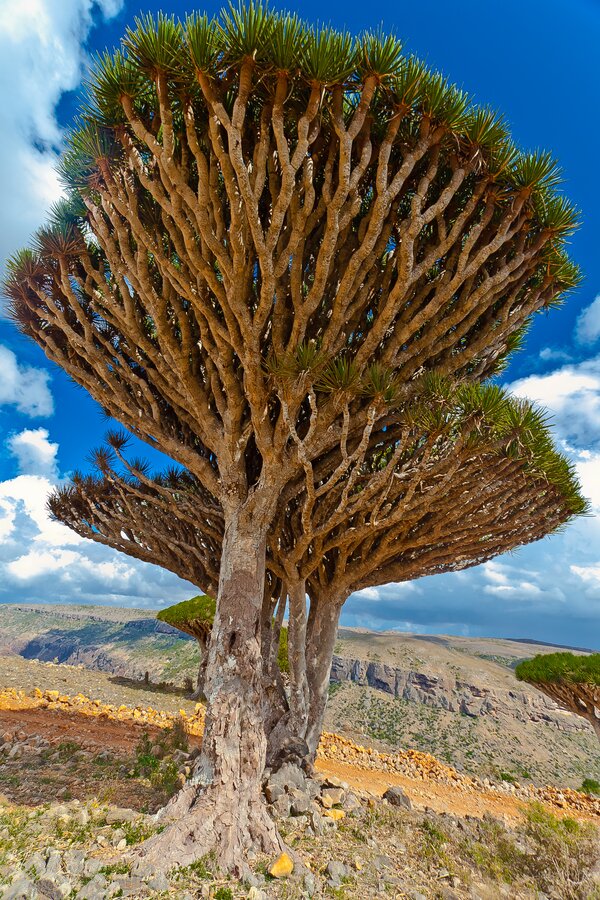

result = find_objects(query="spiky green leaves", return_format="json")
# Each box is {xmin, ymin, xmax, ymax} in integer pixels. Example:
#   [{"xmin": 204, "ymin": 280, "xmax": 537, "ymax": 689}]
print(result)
[
  {"xmin": 124, "ymin": 13, "xmax": 185, "ymax": 78},
  {"xmin": 399, "ymin": 376, "xmax": 587, "ymax": 516},
  {"xmin": 300, "ymin": 26, "xmax": 356, "ymax": 85},
  {"xmin": 516, "ymin": 652, "xmax": 600, "ymax": 687},
  {"xmin": 358, "ymin": 28, "xmax": 404, "ymax": 80}
]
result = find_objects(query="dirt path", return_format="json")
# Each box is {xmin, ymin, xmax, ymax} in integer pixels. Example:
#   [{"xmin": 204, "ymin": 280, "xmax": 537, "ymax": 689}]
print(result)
[{"xmin": 316, "ymin": 757, "xmax": 526, "ymax": 824}]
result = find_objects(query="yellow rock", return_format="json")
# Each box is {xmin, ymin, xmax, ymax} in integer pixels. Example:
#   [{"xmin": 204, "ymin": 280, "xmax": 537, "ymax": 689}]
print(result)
[
  {"xmin": 32, "ymin": 688, "xmax": 43, "ymax": 698},
  {"xmin": 45, "ymin": 691, "xmax": 59, "ymax": 700},
  {"xmin": 269, "ymin": 852, "xmax": 294, "ymax": 878},
  {"xmin": 323, "ymin": 808, "xmax": 345, "ymax": 821}
]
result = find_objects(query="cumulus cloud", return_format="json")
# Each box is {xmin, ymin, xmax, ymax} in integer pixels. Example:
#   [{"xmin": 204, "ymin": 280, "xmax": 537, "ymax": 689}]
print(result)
[
  {"xmin": 0, "ymin": 345, "xmax": 53, "ymax": 417},
  {"xmin": 8, "ymin": 428, "xmax": 59, "ymax": 479},
  {"xmin": 507, "ymin": 355, "xmax": 600, "ymax": 450},
  {"xmin": 575, "ymin": 295, "xmax": 600, "ymax": 346},
  {"xmin": 0, "ymin": 427, "xmax": 196, "ymax": 606},
  {"xmin": 0, "ymin": 0, "xmax": 123, "ymax": 269}
]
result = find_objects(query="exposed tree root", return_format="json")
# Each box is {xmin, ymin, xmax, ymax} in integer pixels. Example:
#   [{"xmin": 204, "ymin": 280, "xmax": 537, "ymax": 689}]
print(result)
[{"xmin": 138, "ymin": 781, "xmax": 283, "ymax": 876}]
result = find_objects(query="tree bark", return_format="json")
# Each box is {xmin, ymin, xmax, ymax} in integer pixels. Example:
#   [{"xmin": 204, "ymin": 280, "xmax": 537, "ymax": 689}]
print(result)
[
  {"xmin": 189, "ymin": 638, "xmax": 209, "ymax": 701},
  {"xmin": 140, "ymin": 512, "xmax": 281, "ymax": 874},
  {"xmin": 265, "ymin": 591, "xmax": 343, "ymax": 771},
  {"xmin": 305, "ymin": 595, "xmax": 344, "ymax": 763}
]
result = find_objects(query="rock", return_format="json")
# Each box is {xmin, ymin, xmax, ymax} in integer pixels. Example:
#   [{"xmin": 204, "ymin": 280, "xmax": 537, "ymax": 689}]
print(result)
[
  {"xmin": 326, "ymin": 860, "xmax": 348, "ymax": 885},
  {"xmin": 269, "ymin": 852, "xmax": 294, "ymax": 878},
  {"xmin": 382, "ymin": 786, "xmax": 412, "ymax": 810},
  {"xmin": 268, "ymin": 762, "xmax": 307, "ymax": 793},
  {"xmin": 82, "ymin": 858, "xmax": 103, "ymax": 877},
  {"xmin": 303, "ymin": 872, "xmax": 317, "ymax": 896},
  {"xmin": 247, "ymin": 888, "xmax": 267, "ymax": 900},
  {"xmin": 321, "ymin": 787, "xmax": 345, "ymax": 808},
  {"xmin": 76, "ymin": 874, "xmax": 108, "ymax": 900},
  {"xmin": 63, "ymin": 850, "xmax": 86, "ymax": 876},
  {"xmin": 271, "ymin": 794, "xmax": 291, "ymax": 818},
  {"xmin": 73, "ymin": 808, "xmax": 89, "ymax": 826},
  {"xmin": 322, "ymin": 808, "xmax": 345, "ymax": 821},
  {"xmin": 36, "ymin": 879, "xmax": 70, "ymax": 900},
  {"xmin": 105, "ymin": 807, "xmax": 138, "ymax": 824},
  {"xmin": 3, "ymin": 879, "xmax": 37, "ymax": 900},
  {"xmin": 373, "ymin": 854, "xmax": 394, "ymax": 872},
  {"xmin": 44, "ymin": 851, "xmax": 63, "ymax": 878},
  {"xmin": 289, "ymin": 790, "xmax": 311, "ymax": 816},
  {"xmin": 264, "ymin": 782, "xmax": 284, "ymax": 804},
  {"xmin": 115, "ymin": 876, "xmax": 147, "ymax": 896},
  {"xmin": 130, "ymin": 859, "xmax": 155, "ymax": 879},
  {"xmin": 24, "ymin": 852, "xmax": 46, "ymax": 877},
  {"xmin": 343, "ymin": 792, "xmax": 362, "ymax": 812},
  {"xmin": 323, "ymin": 775, "xmax": 348, "ymax": 790},
  {"xmin": 148, "ymin": 873, "xmax": 170, "ymax": 892}
]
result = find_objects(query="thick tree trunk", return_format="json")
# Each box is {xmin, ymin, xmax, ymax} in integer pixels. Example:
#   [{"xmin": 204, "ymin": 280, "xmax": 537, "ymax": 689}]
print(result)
[
  {"xmin": 140, "ymin": 513, "xmax": 281, "ymax": 874},
  {"xmin": 305, "ymin": 595, "xmax": 344, "ymax": 763}
]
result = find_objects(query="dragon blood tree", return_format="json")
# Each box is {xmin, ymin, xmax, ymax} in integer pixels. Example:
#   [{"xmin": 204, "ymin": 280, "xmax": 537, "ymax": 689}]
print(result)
[
  {"xmin": 6, "ymin": 3, "xmax": 584, "ymax": 870},
  {"xmin": 516, "ymin": 653, "xmax": 600, "ymax": 743},
  {"xmin": 51, "ymin": 382, "xmax": 586, "ymax": 769},
  {"xmin": 156, "ymin": 596, "xmax": 216, "ymax": 699}
]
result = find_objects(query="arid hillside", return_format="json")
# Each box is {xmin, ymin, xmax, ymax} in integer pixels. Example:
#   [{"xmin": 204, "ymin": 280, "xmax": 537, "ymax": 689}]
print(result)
[{"xmin": 0, "ymin": 603, "xmax": 598, "ymax": 788}]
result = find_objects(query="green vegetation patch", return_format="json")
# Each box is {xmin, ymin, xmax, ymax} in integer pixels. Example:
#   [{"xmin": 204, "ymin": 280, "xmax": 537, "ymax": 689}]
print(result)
[
  {"xmin": 516, "ymin": 652, "xmax": 600, "ymax": 686},
  {"xmin": 157, "ymin": 594, "xmax": 216, "ymax": 628}
]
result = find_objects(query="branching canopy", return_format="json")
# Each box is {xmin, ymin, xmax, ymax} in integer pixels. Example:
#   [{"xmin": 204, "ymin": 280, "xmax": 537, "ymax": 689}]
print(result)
[
  {"xmin": 5, "ymin": 4, "xmax": 582, "ymax": 516},
  {"xmin": 49, "ymin": 382, "xmax": 586, "ymax": 603}
]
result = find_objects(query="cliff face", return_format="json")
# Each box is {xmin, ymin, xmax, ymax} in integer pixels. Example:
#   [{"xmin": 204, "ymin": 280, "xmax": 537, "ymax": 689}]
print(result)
[{"xmin": 330, "ymin": 656, "xmax": 584, "ymax": 732}]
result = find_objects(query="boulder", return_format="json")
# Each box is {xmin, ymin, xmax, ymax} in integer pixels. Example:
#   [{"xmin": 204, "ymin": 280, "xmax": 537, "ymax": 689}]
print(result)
[{"xmin": 382, "ymin": 786, "xmax": 412, "ymax": 810}]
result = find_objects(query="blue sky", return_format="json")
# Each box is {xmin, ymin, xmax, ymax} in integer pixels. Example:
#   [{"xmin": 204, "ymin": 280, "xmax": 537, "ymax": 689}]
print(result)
[{"xmin": 0, "ymin": 0, "xmax": 599, "ymax": 647}]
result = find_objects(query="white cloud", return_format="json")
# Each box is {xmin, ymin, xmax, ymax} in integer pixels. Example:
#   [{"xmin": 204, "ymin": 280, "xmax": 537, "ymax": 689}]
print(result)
[
  {"xmin": 575, "ymin": 295, "xmax": 600, "ymax": 346},
  {"xmin": 8, "ymin": 548, "xmax": 79, "ymax": 580},
  {"xmin": 570, "ymin": 564, "xmax": 600, "ymax": 587},
  {"xmin": 0, "ymin": 0, "xmax": 124, "ymax": 269},
  {"xmin": 0, "ymin": 427, "xmax": 197, "ymax": 606},
  {"xmin": 539, "ymin": 347, "xmax": 572, "ymax": 364},
  {"xmin": 507, "ymin": 355, "xmax": 600, "ymax": 450},
  {"xmin": 0, "ymin": 345, "xmax": 53, "ymax": 417},
  {"xmin": 7, "ymin": 427, "xmax": 59, "ymax": 479}
]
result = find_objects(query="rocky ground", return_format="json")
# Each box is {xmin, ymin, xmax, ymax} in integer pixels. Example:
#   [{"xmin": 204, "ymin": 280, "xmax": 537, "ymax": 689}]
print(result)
[{"xmin": 0, "ymin": 659, "xmax": 599, "ymax": 898}]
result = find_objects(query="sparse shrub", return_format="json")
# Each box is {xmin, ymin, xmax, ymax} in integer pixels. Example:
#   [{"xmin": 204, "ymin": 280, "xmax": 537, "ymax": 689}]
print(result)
[
  {"xmin": 133, "ymin": 731, "xmax": 160, "ymax": 777},
  {"xmin": 522, "ymin": 803, "xmax": 600, "ymax": 899},
  {"xmin": 168, "ymin": 718, "xmax": 189, "ymax": 752},
  {"xmin": 214, "ymin": 889, "xmax": 233, "ymax": 900},
  {"xmin": 150, "ymin": 759, "xmax": 180, "ymax": 797},
  {"xmin": 580, "ymin": 778, "xmax": 600, "ymax": 795},
  {"xmin": 120, "ymin": 820, "xmax": 162, "ymax": 845},
  {"xmin": 499, "ymin": 771, "xmax": 516, "ymax": 783}
]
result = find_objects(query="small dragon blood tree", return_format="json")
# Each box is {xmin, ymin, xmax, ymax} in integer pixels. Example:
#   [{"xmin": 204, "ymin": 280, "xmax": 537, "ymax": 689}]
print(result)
[
  {"xmin": 157, "ymin": 596, "xmax": 217, "ymax": 699},
  {"xmin": 9, "ymin": 1, "xmax": 585, "ymax": 872},
  {"xmin": 516, "ymin": 653, "xmax": 600, "ymax": 742}
]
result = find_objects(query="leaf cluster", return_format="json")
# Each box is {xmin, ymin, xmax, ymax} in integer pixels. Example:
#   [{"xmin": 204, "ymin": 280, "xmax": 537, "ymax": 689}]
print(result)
[{"xmin": 516, "ymin": 652, "xmax": 600, "ymax": 687}]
